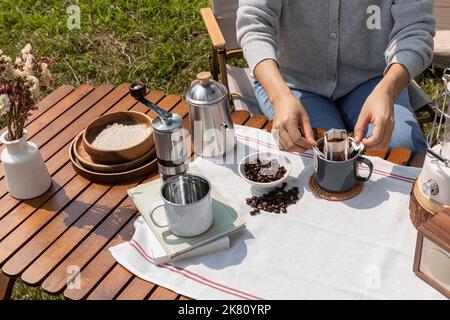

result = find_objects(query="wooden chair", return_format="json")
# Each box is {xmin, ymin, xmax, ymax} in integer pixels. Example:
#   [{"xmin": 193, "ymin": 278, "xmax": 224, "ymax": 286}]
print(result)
[{"xmin": 200, "ymin": 0, "xmax": 446, "ymax": 128}]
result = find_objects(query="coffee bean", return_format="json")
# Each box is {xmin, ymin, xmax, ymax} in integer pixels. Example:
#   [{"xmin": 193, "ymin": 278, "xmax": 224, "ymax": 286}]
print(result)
[
  {"xmin": 244, "ymin": 159, "xmax": 287, "ymax": 183},
  {"xmin": 246, "ymin": 185, "xmax": 300, "ymax": 216}
]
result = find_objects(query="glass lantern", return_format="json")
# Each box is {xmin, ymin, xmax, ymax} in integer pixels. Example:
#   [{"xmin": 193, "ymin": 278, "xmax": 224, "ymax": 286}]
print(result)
[{"xmin": 427, "ymin": 68, "xmax": 450, "ymax": 164}]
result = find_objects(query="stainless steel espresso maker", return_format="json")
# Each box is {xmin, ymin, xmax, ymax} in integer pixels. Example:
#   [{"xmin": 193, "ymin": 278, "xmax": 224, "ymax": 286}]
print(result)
[{"xmin": 129, "ymin": 83, "xmax": 189, "ymax": 179}]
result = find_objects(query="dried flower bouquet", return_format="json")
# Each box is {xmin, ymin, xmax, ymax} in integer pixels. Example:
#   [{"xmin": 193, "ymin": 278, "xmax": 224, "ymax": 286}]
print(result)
[{"xmin": 0, "ymin": 44, "xmax": 54, "ymax": 141}]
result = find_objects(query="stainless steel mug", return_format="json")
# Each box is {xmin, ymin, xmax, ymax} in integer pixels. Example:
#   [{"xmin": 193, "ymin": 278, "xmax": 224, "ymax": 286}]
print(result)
[
  {"xmin": 150, "ymin": 173, "xmax": 213, "ymax": 237},
  {"xmin": 314, "ymin": 137, "xmax": 373, "ymax": 193}
]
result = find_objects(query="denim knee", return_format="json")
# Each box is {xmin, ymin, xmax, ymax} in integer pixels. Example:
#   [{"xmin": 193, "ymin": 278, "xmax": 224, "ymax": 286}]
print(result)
[
  {"xmin": 390, "ymin": 106, "xmax": 427, "ymax": 154},
  {"xmin": 390, "ymin": 122, "xmax": 427, "ymax": 154},
  {"xmin": 364, "ymin": 108, "xmax": 427, "ymax": 154}
]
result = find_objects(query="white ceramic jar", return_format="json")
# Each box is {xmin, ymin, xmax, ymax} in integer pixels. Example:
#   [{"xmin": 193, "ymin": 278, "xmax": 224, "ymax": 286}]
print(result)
[{"xmin": 0, "ymin": 130, "xmax": 52, "ymax": 199}]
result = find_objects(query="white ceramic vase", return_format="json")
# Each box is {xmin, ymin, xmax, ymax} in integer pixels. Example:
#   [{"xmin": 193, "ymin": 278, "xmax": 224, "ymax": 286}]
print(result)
[{"xmin": 0, "ymin": 129, "xmax": 52, "ymax": 199}]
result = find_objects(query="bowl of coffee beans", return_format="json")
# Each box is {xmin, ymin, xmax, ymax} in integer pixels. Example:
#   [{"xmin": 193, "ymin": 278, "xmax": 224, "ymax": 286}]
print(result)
[{"xmin": 238, "ymin": 152, "xmax": 291, "ymax": 190}]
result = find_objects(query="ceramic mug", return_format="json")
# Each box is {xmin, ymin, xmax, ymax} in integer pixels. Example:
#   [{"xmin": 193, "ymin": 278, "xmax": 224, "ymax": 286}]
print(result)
[
  {"xmin": 150, "ymin": 173, "xmax": 213, "ymax": 237},
  {"xmin": 314, "ymin": 138, "xmax": 374, "ymax": 193}
]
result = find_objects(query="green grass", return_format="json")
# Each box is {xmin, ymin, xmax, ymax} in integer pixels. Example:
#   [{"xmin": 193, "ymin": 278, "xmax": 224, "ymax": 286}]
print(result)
[
  {"xmin": 0, "ymin": 0, "xmax": 446, "ymax": 300},
  {"xmin": 0, "ymin": 0, "xmax": 211, "ymax": 93},
  {"xmin": 0, "ymin": 0, "xmax": 210, "ymax": 300}
]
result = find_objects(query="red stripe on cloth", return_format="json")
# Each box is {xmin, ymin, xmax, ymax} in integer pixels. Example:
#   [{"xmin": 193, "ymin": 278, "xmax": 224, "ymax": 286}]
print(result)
[{"xmin": 129, "ymin": 240, "xmax": 264, "ymax": 300}]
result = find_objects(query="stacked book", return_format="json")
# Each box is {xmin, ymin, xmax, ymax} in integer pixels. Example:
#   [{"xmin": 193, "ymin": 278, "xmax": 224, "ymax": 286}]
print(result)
[{"xmin": 128, "ymin": 173, "xmax": 246, "ymax": 265}]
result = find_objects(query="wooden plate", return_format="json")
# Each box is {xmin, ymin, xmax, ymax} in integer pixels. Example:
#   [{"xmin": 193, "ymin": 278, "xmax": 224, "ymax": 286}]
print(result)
[
  {"xmin": 69, "ymin": 135, "xmax": 159, "ymax": 184},
  {"xmin": 73, "ymin": 132, "xmax": 156, "ymax": 173}
]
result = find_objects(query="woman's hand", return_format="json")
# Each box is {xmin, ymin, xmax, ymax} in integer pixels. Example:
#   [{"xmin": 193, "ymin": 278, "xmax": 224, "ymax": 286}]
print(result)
[
  {"xmin": 272, "ymin": 93, "xmax": 316, "ymax": 152},
  {"xmin": 254, "ymin": 59, "xmax": 316, "ymax": 152},
  {"xmin": 354, "ymin": 63, "xmax": 410, "ymax": 149},
  {"xmin": 353, "ymin": 88, "xmax": 395, "ymax": 149}
]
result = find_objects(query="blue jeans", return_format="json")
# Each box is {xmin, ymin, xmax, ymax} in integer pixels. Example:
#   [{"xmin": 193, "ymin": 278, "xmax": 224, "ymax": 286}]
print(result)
[{"xmin": 254, "ymin": 76, "xmax": 427, "ymax": 154}]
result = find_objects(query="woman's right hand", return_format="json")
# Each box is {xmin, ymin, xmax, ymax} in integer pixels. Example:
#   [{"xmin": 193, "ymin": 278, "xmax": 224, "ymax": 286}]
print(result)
[
  {"xmin": 272, "ymin": 93, "xmax": 316, "ymax": 152},
  {"xmin": 253, "ymin": 59, "xmax": 316, "ymax": 152}
]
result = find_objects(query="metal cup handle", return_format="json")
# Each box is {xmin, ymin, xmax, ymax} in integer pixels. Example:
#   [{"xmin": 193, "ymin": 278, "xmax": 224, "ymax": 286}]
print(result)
[
  {"xmin": 149, "ymin": 201, "xmax": 169, "ymax": 228},
  {"xmin": 356, "ymin": 157, "xmax": 374, "ymax": 182}
]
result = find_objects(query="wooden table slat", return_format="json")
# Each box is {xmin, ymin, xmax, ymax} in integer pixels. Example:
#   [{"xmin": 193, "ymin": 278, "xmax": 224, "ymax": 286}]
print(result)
[
  {"xmin": 386, "ymin": 147, "xmax": 412, "ymax": 166},
  {"xmin": 62, "ymin": 216, "xmax": 137, "ymax": 299},
  {"xmin": 26, "ymin": 85, "xmax": 77, "ymax": 125},
  {"xmin": 244, "ymin": 114, "xmax": 268, "ymax": 129},
  {"xmin": 0, "ymin": 271, "xmax": 14, "ymax": 300},
  {"xmin": 364, "ymin": 148, "xmax": 390, "ymax": 159},
  {"xmin": 148, "ymin": 286, "xmax": 178, "ymax": 300},
  {"xmin": 231, "ymin": 110, "xmax": 250, "ymax": 125},
  {"xmin": 87, "ymin": 264, "xmax": 134, "ymax": 300},
  {"xmin": 115, "ymin": 276, "xmax": 156, "ymax": 300},
  {"xmin": 263, "ymin": 120, "xmax": 273, "ymax": 132}
]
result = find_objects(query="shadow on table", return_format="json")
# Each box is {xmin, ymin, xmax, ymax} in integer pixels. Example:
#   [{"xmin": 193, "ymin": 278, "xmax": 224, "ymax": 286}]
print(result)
[
  {"xmin": 176, "ymin": 228, "xmax": 254, "ymax": 270},
  {"xmin": 333, "ymin": 175, "xmax": 413, "ymax": 210},
  {"xmin": 21, "ymin": 180, "xmax": 138, "ymax": 245}
]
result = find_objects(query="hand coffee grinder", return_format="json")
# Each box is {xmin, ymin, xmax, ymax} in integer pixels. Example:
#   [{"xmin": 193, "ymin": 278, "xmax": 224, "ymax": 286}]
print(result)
[
  {"xmin": 129, "ymin": 83, "xmax": 189, "ymax": 180},
  {"xmin": 411, "ymin": 69, "xmax": 450, "ymax": 227}
]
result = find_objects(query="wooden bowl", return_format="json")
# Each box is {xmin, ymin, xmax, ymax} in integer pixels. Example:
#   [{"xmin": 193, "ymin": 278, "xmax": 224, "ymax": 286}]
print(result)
[
  {"xmin": 73, "ymin": 132, "xmax": 156, "ymax": 173},
  {"xmin": 83, "ymin": 111, "xmax": 154, "ymax": 164}
]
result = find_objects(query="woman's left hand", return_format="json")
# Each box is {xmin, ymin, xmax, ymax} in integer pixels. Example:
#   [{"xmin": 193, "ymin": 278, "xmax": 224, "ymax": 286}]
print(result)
[
  {"xmin": 353, "ymin": 63, "xmax": 411, "ymax": 150},
  {"xmin": 353, "ymin": 88, "xmax": 395, "ymax": 150}
]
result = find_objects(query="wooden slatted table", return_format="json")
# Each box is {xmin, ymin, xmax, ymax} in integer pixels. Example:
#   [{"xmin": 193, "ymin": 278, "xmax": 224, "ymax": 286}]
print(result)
[{"xmin": 0, "ymin": 84, "xmax": 423, "ymax": 300}]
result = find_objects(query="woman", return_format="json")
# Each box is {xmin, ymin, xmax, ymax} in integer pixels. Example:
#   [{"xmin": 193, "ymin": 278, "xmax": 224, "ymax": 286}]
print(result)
[{"xmin": 236, "ymin": 0, "xmax": 435, "ymax": 153}]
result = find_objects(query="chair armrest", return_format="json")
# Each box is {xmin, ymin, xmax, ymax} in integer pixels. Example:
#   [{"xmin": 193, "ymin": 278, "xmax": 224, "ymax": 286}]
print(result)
[{"xmin": 200, "ymin": 7, "xmax": 226, "ymax": 49}]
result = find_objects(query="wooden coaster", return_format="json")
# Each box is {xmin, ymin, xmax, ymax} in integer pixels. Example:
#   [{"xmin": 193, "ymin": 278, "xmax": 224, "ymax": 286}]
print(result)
[{"xmin": 309, "ymin": 175, "xmax": 363, "ymax": 201}]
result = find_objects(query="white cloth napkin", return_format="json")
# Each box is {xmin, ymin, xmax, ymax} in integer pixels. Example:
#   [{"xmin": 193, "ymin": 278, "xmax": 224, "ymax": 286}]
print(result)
[{"xmin": 110, "ymin": 125, "xmax": 445, "ymax": 300}]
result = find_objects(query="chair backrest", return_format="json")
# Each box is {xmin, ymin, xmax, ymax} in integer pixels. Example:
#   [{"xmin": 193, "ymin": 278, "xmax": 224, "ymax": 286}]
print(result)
[
  {"xmin": 212, "ymin": 0, "xmax": 240, "ymax": 50},
  {"xmin": 435, "ymin": 0, "xmax": 450, "ymax": 30}
]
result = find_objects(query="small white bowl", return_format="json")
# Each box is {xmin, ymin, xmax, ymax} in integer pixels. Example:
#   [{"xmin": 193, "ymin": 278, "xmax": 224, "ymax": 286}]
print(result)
[{"xmin": 238, "ymin": 152, "xmax": 292, "ymax": 190}]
